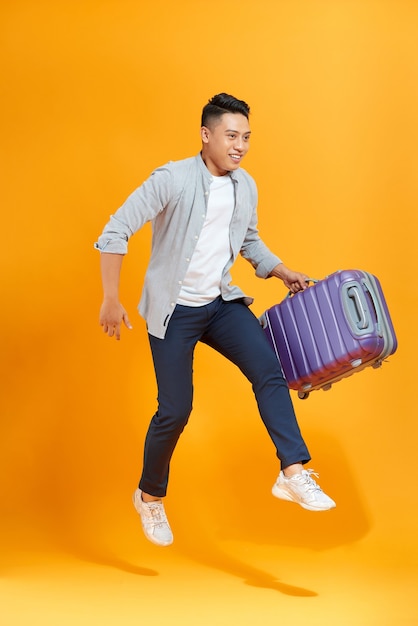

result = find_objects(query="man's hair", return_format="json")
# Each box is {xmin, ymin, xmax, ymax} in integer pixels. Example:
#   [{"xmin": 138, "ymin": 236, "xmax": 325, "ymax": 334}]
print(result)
[{"xmin": 201, "ymin": 93, "xmax": 250, "ymax": 127}]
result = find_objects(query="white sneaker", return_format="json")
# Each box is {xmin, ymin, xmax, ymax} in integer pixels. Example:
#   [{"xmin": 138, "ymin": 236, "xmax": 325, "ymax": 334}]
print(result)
[
  {"xmin": 132, "ymin": 489, "xmax": 173, "ymax": 546},
  {"xmin": 272, "ymin": 469, "xmax": 336, "ymax": 511}
]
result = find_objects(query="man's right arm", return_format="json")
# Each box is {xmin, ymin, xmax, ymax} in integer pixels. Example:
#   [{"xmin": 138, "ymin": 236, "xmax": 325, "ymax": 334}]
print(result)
[{"xmin": 99, "ymin": 253, "xmax": 132, "ymax": 340}]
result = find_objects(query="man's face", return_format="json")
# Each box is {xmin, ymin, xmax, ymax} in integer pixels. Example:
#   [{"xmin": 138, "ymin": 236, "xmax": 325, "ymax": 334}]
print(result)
[{"xmin": 201, "ymin": 113, "xmax": 251, "ymax": 176}]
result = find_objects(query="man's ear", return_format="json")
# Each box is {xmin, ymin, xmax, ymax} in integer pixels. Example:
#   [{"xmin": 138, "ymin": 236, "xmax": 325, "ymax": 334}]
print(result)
[{"xmin": 201, "ymin": 126, "xmax": 210, "ymax": 143}]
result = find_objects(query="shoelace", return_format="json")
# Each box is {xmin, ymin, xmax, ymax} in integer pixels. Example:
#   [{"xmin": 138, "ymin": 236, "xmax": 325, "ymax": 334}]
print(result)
[
  {"xmin": 146, "ymin": 501, "xmax": 168, "ymax": 526},
  {"xmin": 293, "ymin": 469, "xmax": 321, "ymax": 493}
]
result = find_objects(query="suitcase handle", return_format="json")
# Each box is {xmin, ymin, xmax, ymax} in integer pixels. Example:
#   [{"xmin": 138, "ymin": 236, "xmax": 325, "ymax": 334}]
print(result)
[
  {"xmin": 285, "ymin": 278, "xmax": 318, "ymax": 299},
  {"xmin": 347, "ymin": 286, "xmax": 369, "ymax": 330}
]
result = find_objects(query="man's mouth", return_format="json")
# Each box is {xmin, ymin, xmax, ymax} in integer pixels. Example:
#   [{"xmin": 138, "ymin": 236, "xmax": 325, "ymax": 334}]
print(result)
[{"xmin": 230, "ymin": 154, "xmax": 241, "ymax": 161}]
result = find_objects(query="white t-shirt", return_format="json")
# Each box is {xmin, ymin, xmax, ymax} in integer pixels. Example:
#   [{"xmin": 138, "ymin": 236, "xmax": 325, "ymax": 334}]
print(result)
[{"xmin": 177, "ymin": 174, "xmax": 235, "ymax": 306}]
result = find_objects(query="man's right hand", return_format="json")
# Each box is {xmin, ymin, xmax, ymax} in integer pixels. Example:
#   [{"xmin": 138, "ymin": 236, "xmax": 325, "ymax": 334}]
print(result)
[{"xmin": 99, "ymin": 299, "xmax": 133, "ymax": 340}]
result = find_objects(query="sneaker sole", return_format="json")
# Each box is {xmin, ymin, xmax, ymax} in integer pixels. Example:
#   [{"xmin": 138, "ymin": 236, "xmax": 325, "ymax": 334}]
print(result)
[{"xmin": 272, "ymin": 485, "xmax": 336, "ymax": 512}]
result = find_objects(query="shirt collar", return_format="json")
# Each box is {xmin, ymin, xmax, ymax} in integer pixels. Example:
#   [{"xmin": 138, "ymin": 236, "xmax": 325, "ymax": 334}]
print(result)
[{"xmin": 197, "ymin": 152, "xmax": 239, "ymax": 184}]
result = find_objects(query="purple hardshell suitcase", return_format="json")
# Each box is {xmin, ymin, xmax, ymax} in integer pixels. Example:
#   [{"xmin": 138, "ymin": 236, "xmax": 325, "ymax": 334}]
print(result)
[{"xmin": 259, "ymin": 269, "xmax": 397, "ymax": 399}]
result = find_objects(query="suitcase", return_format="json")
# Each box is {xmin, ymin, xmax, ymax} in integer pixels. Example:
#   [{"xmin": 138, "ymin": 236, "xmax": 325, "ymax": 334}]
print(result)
[{"xmin": 259, "ymin": 269, "xmax": 397, "ymax": 399}]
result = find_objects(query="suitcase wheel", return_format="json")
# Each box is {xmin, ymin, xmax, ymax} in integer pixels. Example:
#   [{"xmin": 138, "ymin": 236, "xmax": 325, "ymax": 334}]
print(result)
[{"xmin": 298, "ymin": 391, "xmax": 310, "ymax": 400}]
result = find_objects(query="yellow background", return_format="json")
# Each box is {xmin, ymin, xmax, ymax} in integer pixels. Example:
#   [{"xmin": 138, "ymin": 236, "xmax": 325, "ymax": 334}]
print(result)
[{"xmin": 1, "ymin": 1, "xmax": 417, "ymax": 624}]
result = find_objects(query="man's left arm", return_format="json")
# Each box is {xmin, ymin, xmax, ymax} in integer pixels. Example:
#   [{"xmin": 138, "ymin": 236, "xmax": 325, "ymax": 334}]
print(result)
[
  {"xmin": 239, "ymin": 205, "xmax": 309, "ymax": 293},
  {"xmin": 269, "ymin": 263, "xmax": 309, "ymax": 294},
  {"xmin": 238, "ymin": 175, "xmax": 309, "ymax": 293}
]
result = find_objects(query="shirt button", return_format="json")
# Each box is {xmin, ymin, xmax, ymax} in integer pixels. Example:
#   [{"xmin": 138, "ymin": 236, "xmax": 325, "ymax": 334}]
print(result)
[
  {"xmin": 186, "ymin": 258, "xmax": 190, "ymax": 262},
  {"xmin": 194, "ymin": 235, "xmax": 198, "ymax": 239},
  {"xmin": 178, "ymin": 280, "xmax": 182, "ymax": 285},
  {"xmin": 170, "ymin": 302, "xmax": 175, "ymax": 307}
]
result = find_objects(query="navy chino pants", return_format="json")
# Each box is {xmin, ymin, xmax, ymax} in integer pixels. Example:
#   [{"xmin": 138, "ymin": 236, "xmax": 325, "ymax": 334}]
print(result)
[{"xmin": 139, "ymin": 297, "xmax": 311, "ymax": 497}]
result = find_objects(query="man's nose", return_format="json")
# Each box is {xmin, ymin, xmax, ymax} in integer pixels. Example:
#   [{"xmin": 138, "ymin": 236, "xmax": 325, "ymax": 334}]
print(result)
[{"xmin": 234, "ymin": 137, "xmax": 244, "ymax": 151}]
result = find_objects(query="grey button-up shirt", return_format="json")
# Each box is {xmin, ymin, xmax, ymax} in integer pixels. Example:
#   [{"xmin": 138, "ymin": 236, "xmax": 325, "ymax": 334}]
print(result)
[{"xmin": 95, "ymin": 154, "xmax": 281, "ymax": 338}]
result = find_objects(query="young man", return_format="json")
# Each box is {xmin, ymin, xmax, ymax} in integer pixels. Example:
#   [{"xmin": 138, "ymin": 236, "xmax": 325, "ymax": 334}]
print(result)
[{"xmin": 95, "ymin": 93, "xmax": 335, "ymax": 547}]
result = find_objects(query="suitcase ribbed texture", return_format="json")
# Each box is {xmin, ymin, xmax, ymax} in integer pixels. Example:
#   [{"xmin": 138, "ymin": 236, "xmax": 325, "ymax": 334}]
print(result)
[{"xmin": 260, "ymin": 270, "xmax": 397, "ymax": 398}]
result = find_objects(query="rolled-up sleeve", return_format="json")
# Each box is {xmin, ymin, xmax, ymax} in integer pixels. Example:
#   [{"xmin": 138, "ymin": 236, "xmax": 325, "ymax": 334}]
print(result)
[
  {"xmin": 94, "ymin": 214, "xmax": 131, "ymax": 254},
  {"xmin": 94, "ymin": 166, "xmax": 173, "ymax": 254}
]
